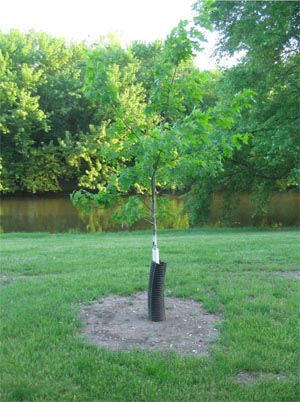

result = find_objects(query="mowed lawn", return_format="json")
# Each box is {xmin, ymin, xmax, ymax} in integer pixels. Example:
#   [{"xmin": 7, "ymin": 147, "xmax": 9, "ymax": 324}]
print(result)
[{"xmin": 0, "ymin": 228, "xmax": 299, "ymax": 401}]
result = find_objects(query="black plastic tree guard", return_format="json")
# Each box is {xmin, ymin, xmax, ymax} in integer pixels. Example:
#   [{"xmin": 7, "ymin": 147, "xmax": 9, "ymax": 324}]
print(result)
[{"xmin": 147, "ymin": 260, "xmax": 167, "ymax": 321}]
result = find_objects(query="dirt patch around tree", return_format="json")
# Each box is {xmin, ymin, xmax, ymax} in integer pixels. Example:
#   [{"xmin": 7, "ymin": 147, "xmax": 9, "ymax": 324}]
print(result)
[{"xmin": 79, "ymin": 292, "xmax": 221, "ymax": 356}]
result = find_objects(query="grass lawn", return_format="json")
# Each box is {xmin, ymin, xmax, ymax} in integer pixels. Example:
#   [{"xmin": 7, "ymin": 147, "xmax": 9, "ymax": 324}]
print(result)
[{"xmin": 0, "ymin": 228, "xmax": 299, "ymax": 401}]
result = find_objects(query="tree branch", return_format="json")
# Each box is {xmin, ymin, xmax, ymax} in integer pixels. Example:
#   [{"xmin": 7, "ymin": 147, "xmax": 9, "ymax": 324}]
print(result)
[{"xmin": 229, "ymin": 158, "xmax": 290, "ymax": 181}]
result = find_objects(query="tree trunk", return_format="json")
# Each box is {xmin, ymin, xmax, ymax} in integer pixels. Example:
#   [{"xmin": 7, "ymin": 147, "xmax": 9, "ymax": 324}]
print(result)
[
  {"xmin": 147, "ymin": 170, "xmax": 167, "ymax": 321},
  {"xmin": 151, "ymin": 170, "xmax": 159, "ymax": 263}
]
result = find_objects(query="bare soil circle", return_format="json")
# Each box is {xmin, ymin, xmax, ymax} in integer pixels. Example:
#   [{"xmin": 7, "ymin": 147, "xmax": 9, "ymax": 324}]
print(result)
[{"xmin": 79, "ymin": 292, "xmax": 221, "ymax": 356}]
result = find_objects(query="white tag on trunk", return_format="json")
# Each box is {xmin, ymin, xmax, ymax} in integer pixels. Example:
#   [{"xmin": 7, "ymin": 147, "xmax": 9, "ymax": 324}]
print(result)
[{"xmin": 152, "ymin": 247, "xmax": 160, "ymax": 264}]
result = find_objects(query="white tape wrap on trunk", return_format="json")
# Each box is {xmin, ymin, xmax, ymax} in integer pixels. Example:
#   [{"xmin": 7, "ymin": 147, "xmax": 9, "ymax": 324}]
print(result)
[{"xmin": 152, "ymin": 247, "xmax": 160, "ymax": 264}]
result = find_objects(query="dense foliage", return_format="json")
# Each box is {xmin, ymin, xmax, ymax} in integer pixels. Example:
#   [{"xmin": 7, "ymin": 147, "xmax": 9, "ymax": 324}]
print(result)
[
  {"xmin": 1, "ymin": 0, "xmax": 299, "ymax": 225},
  {"xmin": 71, "ymin": 20, "xmax": 254, "ymax": 238},
  {"xmin": 0, "ymin": 31, "xmax": 97, "ymax": 192},
  {"xmin": 189, "ymin": 0, "xmax": 300, "ymax": 223}
]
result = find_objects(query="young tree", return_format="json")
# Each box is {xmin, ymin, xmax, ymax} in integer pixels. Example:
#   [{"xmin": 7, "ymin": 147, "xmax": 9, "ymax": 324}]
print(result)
[{"xmin": 72, "ymin": 21, "xmax": 254, "ymax": 320}]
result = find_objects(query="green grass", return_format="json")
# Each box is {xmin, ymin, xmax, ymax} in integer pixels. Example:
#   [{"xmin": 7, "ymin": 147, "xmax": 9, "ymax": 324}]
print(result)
[{"xmin": 0, "ymin": 228, "xmax": 299, "ymax": 401}]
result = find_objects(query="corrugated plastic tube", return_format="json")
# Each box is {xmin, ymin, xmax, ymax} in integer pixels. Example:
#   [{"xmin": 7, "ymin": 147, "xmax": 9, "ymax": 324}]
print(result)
[{"xmin": 148, "ymin": 260, "xmax": 167, "ymax": 322}]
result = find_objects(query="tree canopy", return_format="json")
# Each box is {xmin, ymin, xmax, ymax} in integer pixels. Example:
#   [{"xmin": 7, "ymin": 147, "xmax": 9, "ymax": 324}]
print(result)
[
  {"xmin": 188, "ymin": 0, "xmax": 300, "ymax": 223},
  {"xmin": 71, "ymin": 20, "xmax": 254, "ymax": 232},
  {"xmin": 0, "ymin": 30, "xmax": 97, "ymax": 192}
]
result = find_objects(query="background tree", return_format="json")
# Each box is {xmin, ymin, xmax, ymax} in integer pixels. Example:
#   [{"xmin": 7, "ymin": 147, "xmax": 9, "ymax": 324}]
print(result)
[
  {"xmin": 0, "ymin": 31, "xmax": 51, "ymax": 192},
  {"xmin": 0, "ymin": 30, "xmax": 100, "ymax": 193},
  {"xmin": 190, "ymin": 0, "xmax": 300, "ymax": 223}
]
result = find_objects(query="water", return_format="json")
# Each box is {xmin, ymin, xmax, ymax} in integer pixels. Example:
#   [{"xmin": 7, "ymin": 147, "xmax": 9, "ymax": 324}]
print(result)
[
  {"xmin": 0, "ymin": 194, "xmax": 189, "ymax": 233},
  {"xmin": 0, "ymin": 192, "xmax": 298, "ymax": 233},
  {"xmin": 211, "ymin": 193, "xmax": 299, "ymax": 227}
]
